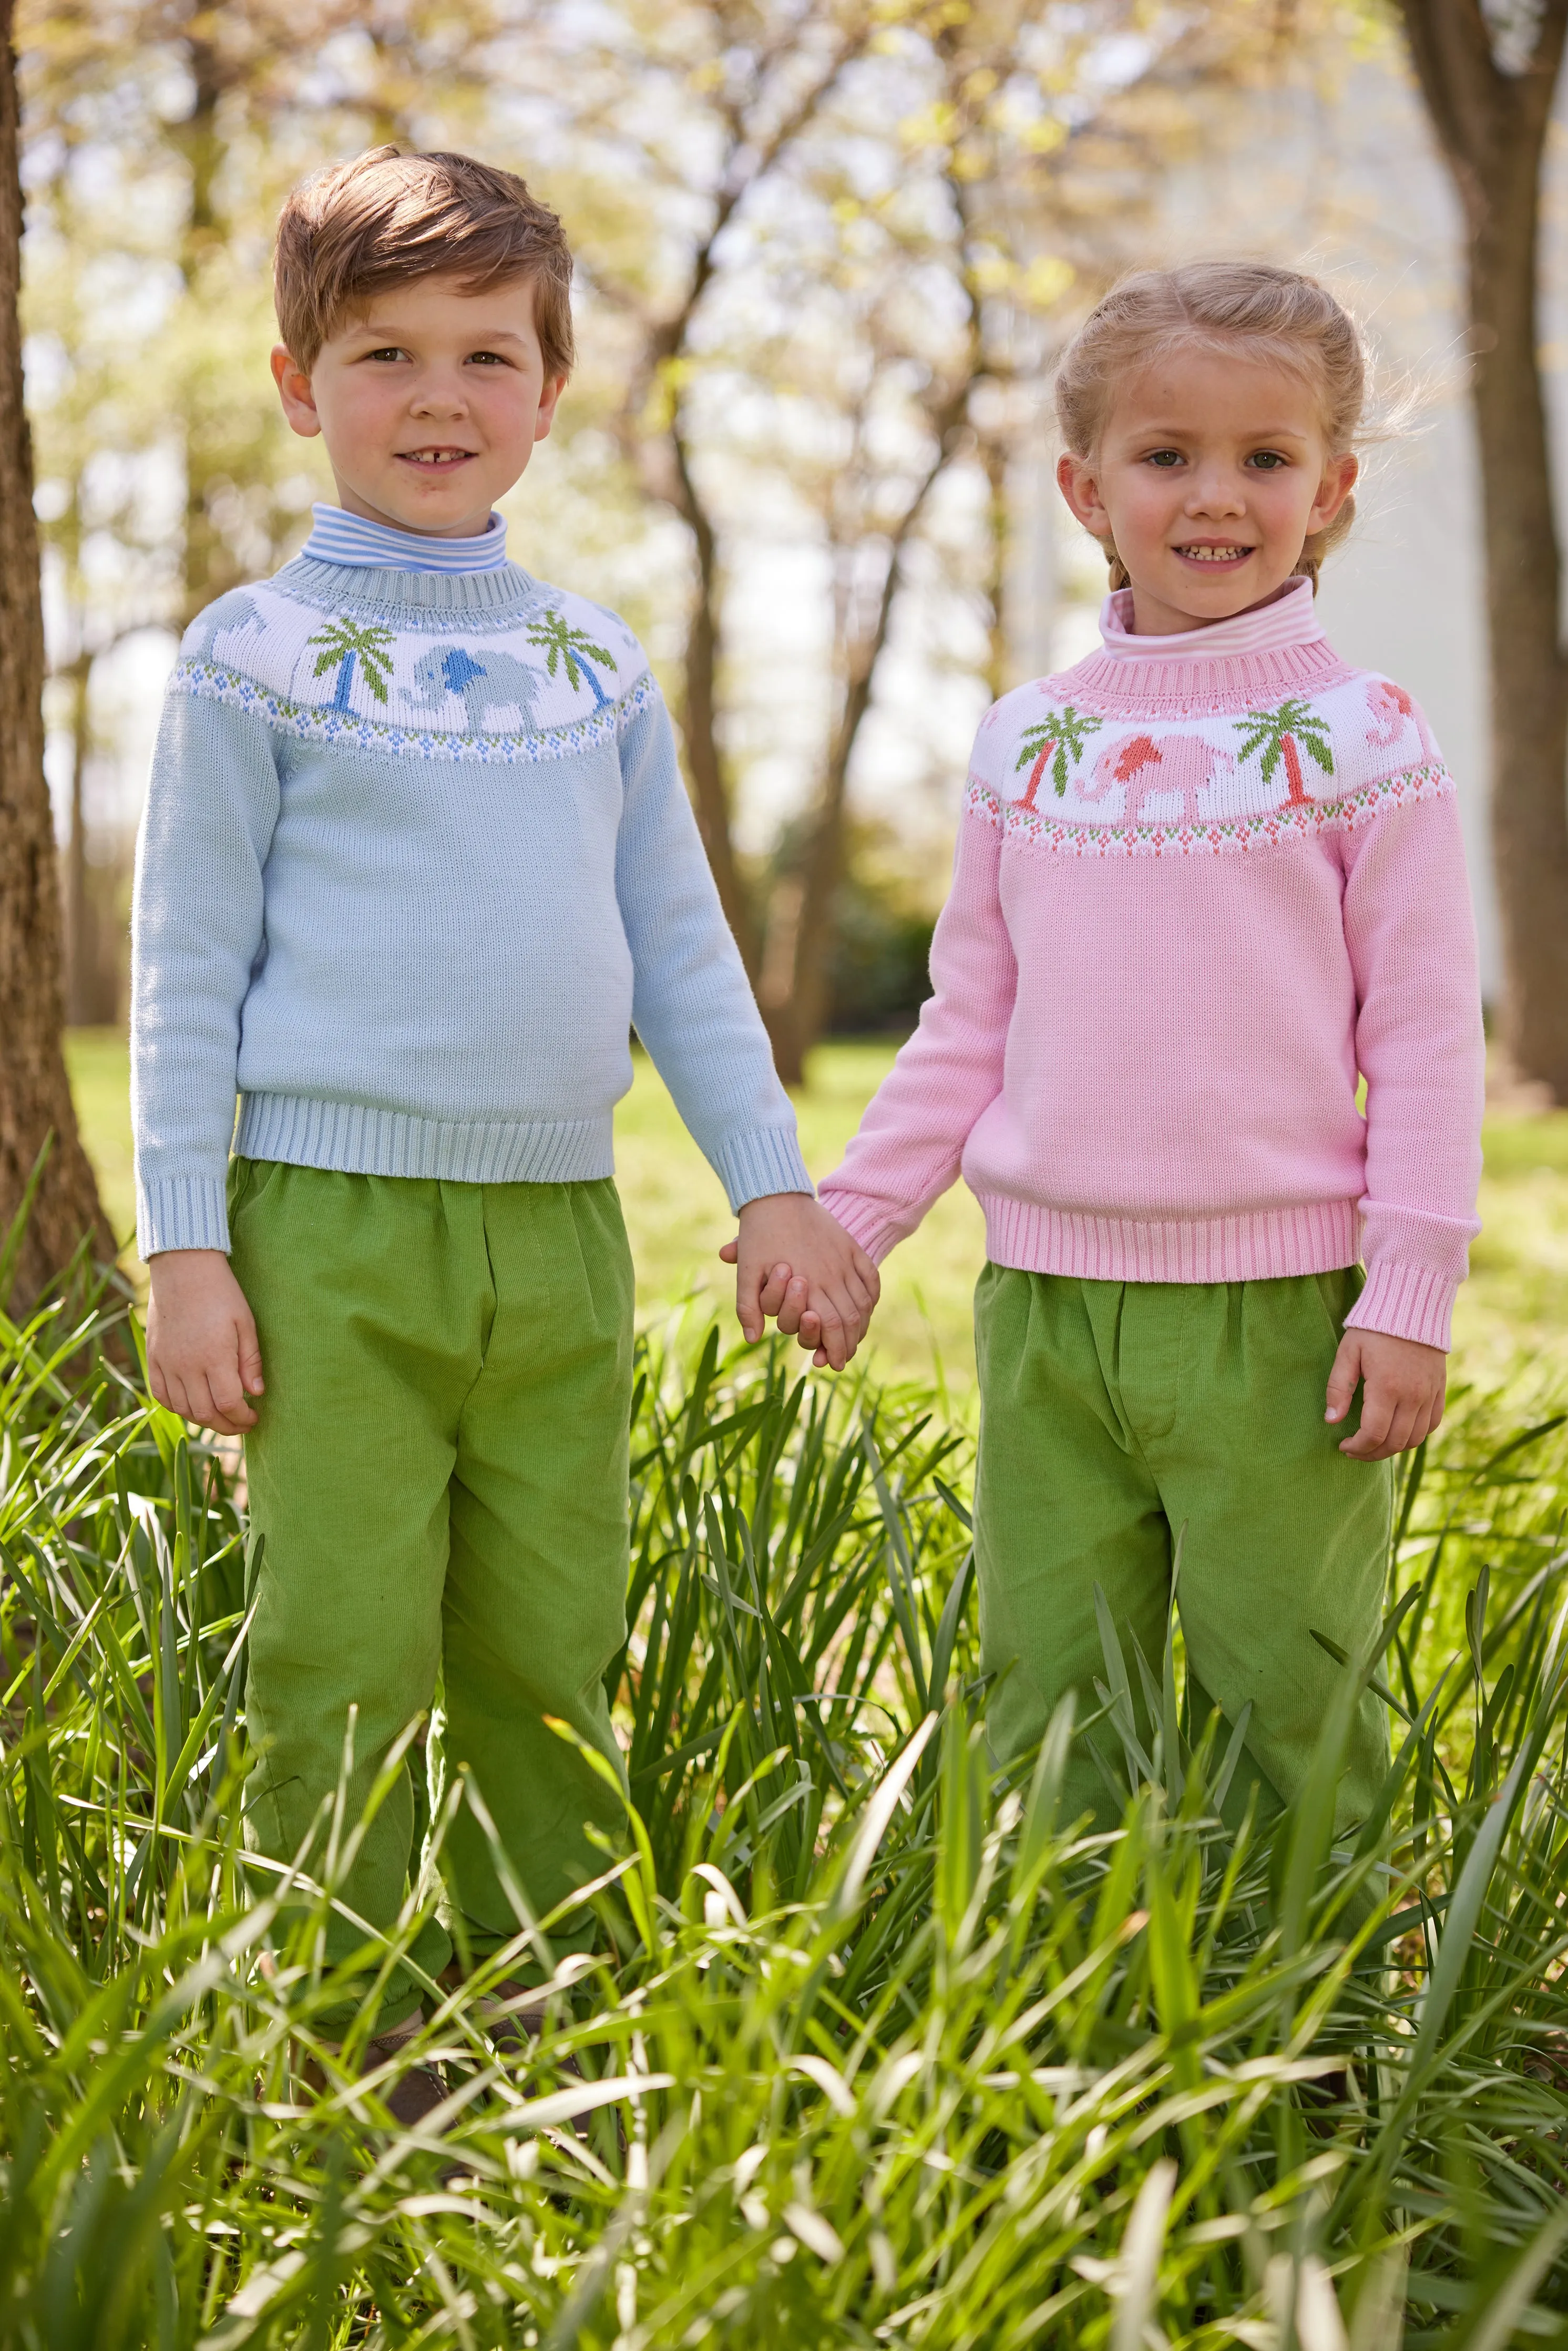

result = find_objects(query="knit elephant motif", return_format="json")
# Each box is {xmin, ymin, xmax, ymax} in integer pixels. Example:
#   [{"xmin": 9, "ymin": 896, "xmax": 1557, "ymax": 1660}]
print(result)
[
  {"xmin": 1081, "ymin": 731, "xmax": 1235, "ymax": 830},
  {"xmin": 187, "ymin": 590, "xmax": 262, "ymax": 661},
  {"xmin": 401, "ymin": 643, "xmax": 544, "ymax": 733},
  {"xmin": 1365, "ymin": 677, "xmax": 1438, "ymax": 761}
]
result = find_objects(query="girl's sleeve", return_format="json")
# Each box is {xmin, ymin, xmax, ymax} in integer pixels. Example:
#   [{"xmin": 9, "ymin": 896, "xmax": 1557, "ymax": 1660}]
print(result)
[
  {"xmin": 614, "ymin": 686, "xmax": 813, "ymax": 1209},
  {"xmin": 131, "ymin": 687, "xmax": 282, "ymax": 1258},
  {"xmin": 1340, "ymin": 779, "xmax": 1484, "ymax": 1351},
  {"xmin": 819, "ymin": 797, "xmax": 1016, "ymax": 1260}
]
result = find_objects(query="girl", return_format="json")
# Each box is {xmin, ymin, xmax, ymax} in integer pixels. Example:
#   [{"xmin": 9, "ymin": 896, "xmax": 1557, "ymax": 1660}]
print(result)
[{"xmin": 815, "ymin": 262, "xmax": 1484, "ymax": 1832}]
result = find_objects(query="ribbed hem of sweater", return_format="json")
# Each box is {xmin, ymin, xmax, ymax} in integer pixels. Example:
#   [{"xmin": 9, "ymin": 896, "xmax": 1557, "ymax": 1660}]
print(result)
[
  {"xmin": 822, "ymin": 1184, "xmax": 1361, "ymax": 1284},
  {"xmin": 139, "ymin": 1095, "xmax": 814, "ymax": 1257},
  {"xmin": 1344, "ymin": 1260, "xmax": 1458, "ymax": 1351},
  {"xmin": 821, "ymin": 1183, "xmax": 1463, "ymax": 1349},
  {"xmin": 236, "ymin": 1092, "xmax": 811, "ymax": 1212},
  {"xmin": 980, "ymin": 1194, "xmax": 1362, "ymax": 1285}
]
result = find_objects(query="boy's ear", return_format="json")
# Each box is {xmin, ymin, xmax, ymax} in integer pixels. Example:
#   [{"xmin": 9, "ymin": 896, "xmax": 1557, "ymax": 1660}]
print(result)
[
  {"xmin": 534, "ymin": 371, "xmax": 568, "ymax": 444},
  {"xmin": 272, "ymin": 345, "xmax": 321, "ymax": 439}
]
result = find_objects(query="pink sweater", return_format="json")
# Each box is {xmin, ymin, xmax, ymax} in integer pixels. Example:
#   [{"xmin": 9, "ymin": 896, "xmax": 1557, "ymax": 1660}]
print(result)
[{"xmin": 820, "ymin": 580, "xmax": 1484, "ymax": 1351}]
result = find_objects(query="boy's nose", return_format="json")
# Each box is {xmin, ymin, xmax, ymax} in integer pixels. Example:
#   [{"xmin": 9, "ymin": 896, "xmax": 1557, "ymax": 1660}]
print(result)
[{"xmin": 408, "ymin": 376, "xmax": 469, "ymax": 416}]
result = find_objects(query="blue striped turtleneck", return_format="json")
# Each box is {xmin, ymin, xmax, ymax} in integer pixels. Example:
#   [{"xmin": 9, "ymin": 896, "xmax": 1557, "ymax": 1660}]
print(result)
[{"xmin": 299, "ymin": 501, "xmax": 511, "ymax": 575}]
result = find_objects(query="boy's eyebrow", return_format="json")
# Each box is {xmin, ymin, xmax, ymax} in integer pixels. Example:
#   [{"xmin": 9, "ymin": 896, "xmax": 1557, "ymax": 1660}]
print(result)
[{"xmin": 342, "ymin": 320, "xmax": 532, "ymax": 346}]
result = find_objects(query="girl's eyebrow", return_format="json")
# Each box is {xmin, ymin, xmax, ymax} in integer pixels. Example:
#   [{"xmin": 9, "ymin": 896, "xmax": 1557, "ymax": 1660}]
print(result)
[{"xmin": 1128, "ymin": 422, "xmax": 1313, "ymax": 443}]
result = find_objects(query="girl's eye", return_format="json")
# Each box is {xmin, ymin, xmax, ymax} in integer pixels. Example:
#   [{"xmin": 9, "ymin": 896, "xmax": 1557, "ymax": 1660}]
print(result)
[
  {"xmin": 1146, "ymin": 449, "xmax": 1183, "ymax": 468},
  {"xmin": 1248, "ymin": 451, "xmax": 1287, "ymax": 469}
]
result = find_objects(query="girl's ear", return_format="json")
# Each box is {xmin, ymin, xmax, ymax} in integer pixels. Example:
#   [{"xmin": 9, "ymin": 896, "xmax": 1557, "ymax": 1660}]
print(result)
[
  {"xmin": 1308, "ymin": 449, "xmax": 1358, "ymax": 536},
  {"xmin": 1057, "ymin": 449, "xmax": 1110, "ymax": 538}
]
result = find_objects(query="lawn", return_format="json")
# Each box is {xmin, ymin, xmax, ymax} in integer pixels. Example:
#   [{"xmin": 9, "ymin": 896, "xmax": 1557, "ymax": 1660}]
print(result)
[
  {"xmin": 9, "ymin": 1027, "xmax": 1566, "ymax": 2342},
  {"xmin": 67, "ymin": 1024, "xmax": 1568, "ymax": 1403}
]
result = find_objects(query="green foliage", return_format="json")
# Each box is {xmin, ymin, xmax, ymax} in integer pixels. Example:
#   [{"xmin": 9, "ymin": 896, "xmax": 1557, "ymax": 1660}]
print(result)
[{"xmin": 3, "ymin": 1266, "xmax": 1568, "ymax": 2345}]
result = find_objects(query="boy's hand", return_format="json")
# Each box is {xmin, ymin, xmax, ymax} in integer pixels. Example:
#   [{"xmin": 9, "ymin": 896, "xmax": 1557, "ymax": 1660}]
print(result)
[
  {"xmin": 718, "ymin": 1195, "xmax": 879, "ymax": 1372},
  {"xmin": 1325, "ymin": 1328, "xmax": 1445, "ymax": 1460},
  {"xmin": 146, "ymin": 1250, "xmax": 265, "ymax": 1435}
]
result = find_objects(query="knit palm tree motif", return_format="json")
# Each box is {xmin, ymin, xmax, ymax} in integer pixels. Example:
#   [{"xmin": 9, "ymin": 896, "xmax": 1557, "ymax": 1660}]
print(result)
[
  {"xmin": 307, "ymin": 618, "xmax": 396, "ymax": 714},
  {"xmin": 526, "ymin": 608, "xmax": 616, "ymax": 709},
  {"xmin": 1014, "ymin": 706, "xmax": 1103, "ymax": 810},
  {"xmin": 1234, "ymin": 697, "xmax": 1334, "ymax": 806}
]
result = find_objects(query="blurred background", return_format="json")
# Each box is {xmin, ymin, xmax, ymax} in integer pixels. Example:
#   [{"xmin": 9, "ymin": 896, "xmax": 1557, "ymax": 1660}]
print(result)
[{"xmin": 21, "ymin": 0, "xmax": 1568, "ymax": 1395}]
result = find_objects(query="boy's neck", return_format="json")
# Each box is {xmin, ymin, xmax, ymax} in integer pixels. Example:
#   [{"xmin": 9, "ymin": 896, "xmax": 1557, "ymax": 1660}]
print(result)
[
  {"xmin": 301, "ymin": 502, "xmax": 511, "ymax": 577},
  {"xmin": 329, "ymin": 478, "xmax": 498, "ymax": 541}
]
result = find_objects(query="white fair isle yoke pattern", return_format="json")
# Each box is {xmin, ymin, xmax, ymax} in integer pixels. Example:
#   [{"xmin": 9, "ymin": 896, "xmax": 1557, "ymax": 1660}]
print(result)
[
  {"xmin": 820, "ymin": 580, "xmax": 1485, "ymax": 1352},
  {"xmin": 132, "ymin": 555, "xmax": 812, "ymax": 1256}
]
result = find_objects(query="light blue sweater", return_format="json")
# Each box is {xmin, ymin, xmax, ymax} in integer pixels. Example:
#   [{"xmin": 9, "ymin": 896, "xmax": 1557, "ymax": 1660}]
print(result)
[{"xmin": 130, "ymin": 518, "xmax": 812, "ymax": 1258}]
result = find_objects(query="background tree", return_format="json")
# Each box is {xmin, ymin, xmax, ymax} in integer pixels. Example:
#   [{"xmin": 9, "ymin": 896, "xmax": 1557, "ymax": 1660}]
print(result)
[
  {"xmin": 0, "ymin": 0, "xmax": 111, "ymax": 1295},
  {"xmin": 1394, "ymin": 0, "xmax": 1568, "ymax": 1098}
]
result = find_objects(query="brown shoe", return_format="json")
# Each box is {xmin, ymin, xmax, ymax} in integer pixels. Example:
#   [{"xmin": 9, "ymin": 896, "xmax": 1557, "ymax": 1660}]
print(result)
[
  {"xmin": 364, "ymin": 2031, "xmax": 450, "ymax": 2131},
  {"xmin": 482, "ymin": 1984, "xmax": 601, "ymax": 2143}
]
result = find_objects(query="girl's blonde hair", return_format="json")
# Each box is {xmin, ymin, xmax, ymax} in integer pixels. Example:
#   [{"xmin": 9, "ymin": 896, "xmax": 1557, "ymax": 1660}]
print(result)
[{"xmin": 1053, "ymin": 261, "xmax": 1368, "ymax": 593}]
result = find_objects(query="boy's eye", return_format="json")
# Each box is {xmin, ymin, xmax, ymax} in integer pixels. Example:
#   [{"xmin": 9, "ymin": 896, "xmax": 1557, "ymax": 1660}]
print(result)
[
  {"xmin": 365, "ymin": 347, "xmax": 406, "ymax": 363},
  {"xmin": 467, "ymin": 351, "xmax": 509, "ymax": 366}
]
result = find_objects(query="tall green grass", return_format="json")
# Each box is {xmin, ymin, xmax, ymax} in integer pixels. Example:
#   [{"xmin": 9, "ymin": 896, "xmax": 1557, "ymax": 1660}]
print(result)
[{"xmin": 2, "ymin": 1244, "xmax": 1567, "ymax": 2347}]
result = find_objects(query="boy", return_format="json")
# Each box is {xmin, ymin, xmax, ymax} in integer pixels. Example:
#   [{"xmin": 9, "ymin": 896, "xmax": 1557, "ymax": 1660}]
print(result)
[{"xmin": 132, "ymin": 147, "xmax": 877, "ymax": 2107}]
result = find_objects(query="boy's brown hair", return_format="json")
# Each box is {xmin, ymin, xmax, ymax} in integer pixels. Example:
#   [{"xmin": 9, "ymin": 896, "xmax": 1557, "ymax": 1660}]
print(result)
[{"xmin": 274, "ymin": 146, "xmax": 574, "ymax": 378}]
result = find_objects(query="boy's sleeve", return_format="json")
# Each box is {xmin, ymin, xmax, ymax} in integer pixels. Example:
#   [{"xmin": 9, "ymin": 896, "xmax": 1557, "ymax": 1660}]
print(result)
[
  {"xmin": 131, "ymin": 688, "xmax": 282, "ymax": 1258},
  {"xmin": 614, "ymin": 687, "xmax": 813, "ymax": 1210},
  {"xmin": 818, "ymin": 793, "xmax": 1016, "ymax": 1262},
  {"xmin": 1340, "ymin": 776, "xmax": 1485, "ymax": 1352}
]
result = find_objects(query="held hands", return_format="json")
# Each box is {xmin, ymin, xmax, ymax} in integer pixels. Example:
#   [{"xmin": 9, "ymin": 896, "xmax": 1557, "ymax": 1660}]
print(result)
[
  {"xmin": 146, "ymin": 1250, "xmax": 265, "ymax": 1435},
  {"xmin": 1325, "ymin": 1328, "xmax": 1445, "ymax": 1460},
  {"xmin": 719, "ymin": 1193, "xmax": 879, "ymax": 1371}
]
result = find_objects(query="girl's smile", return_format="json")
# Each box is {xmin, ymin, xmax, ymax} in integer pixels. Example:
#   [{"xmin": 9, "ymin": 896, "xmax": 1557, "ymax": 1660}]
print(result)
[{"xmin": 1056, "ymin": 346, "xmax": 1358, "ymax": 637}]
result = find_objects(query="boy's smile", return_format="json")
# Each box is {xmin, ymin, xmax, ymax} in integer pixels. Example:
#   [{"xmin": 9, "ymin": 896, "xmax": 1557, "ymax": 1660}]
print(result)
[
  {"xmin": 1055, "ymin": 347, "xmax": 1358, "ymax": 636},
  {"xmin": 271, "ymin": 273, "xmax": 566, "ymax": 539}
]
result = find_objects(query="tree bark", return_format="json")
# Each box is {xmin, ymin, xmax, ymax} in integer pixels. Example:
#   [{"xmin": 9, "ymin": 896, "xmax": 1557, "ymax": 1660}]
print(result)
[
  {"xmin": 1396, "ymin": 0, "xmax": 1568, "ymax": 1096},
  {"xmin": 0, "ymin": 0, "xmax": 113, "ymax": 1296}
]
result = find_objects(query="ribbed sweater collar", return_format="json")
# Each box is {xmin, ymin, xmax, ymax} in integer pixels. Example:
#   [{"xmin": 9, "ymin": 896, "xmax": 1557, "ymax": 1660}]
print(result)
[
  {"xmin": 300, "ymin": 502, "xmax": 510, "ymax": 574},
  {"xmin": 273, "ymin": 554, "xmax": 540, "ymax": 615},
  {"xmin": 1064, "ymin": 577, "xmax": 1341, "ymax": 710}
]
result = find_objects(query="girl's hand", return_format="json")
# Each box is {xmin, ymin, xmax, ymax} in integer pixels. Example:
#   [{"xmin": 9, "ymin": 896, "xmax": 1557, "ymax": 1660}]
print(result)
[
  {"xmin": 719, "ymin": 1195, "xmax": 879, "ymax": 1371},
  {"xmin": 146, "ymin": 1249, "xmax": 265, "ymax": 1435},
  {"xmin": 1325, "ymin": 1329, "xmax": 1446, "ymax": 1460}
]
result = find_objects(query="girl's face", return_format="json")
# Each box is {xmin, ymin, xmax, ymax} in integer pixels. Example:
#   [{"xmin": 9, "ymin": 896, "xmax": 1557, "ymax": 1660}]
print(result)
[{"xmin": 1055, "ymin": 344, "xmax": 1358, "ymax": 637}]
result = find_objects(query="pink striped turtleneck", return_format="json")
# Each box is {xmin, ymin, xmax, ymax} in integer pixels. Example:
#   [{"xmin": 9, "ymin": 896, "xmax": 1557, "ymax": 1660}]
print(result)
[{"xmin": 820, "ymin": 582, "xmax": 1484, "ymax": 1350}]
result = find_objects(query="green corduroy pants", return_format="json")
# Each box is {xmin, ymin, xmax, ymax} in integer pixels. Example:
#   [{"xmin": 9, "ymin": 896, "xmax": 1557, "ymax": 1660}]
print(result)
[
  {"xmin": 230, "ymin": 1159, "xmax": 634, "ymax": 2031},
  {"xmin": 972, "ymin": 1264, "xmax": 1393, "ymax": 1838}
]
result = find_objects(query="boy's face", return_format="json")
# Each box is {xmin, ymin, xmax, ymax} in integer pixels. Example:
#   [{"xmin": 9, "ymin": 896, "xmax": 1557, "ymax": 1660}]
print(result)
[{"xmin": 271, "ymin": 272, "xmax": 565, "ymax": 539}]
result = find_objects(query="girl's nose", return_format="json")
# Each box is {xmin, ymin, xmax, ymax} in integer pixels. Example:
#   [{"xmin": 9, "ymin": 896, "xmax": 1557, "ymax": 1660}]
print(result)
[{"xmin": 1186, "ymin": 472, "xmax": 1246, "ymax": 515}]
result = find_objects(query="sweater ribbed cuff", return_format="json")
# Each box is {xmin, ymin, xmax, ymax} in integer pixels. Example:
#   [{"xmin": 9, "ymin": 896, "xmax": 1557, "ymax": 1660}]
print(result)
[
  {"xmin": 712, "ymin": 1126, "xmax": 814, "ymax": 1212},
  {"xmin": 137, "ymin": 1174, "xmax": 231, "ymax": 1260},
  {"xmin": 816, "ymin": 1185, "xmax": 908, "ymax": 1264},
  {"xmin": 1343, "ymin": 1260, "xmax": 1458, "ymax": 1352}
]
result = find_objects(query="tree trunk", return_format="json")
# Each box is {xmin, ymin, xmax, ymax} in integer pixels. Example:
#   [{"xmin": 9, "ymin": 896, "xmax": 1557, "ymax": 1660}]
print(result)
[
  {"xmin": 63, "ymin": 649, "xmax": 96, "ymax": 1026},
  {"xmin": 668, "ymin": 421, "xmax": 761, "ymax": 973},
  {"xmin": 1397, "ymin": 0, "xmax": 1568, "ymax": 1096},
  {"xmin": 0, "ymin": 1, "xmax": 114, "ymax": 1295}
]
